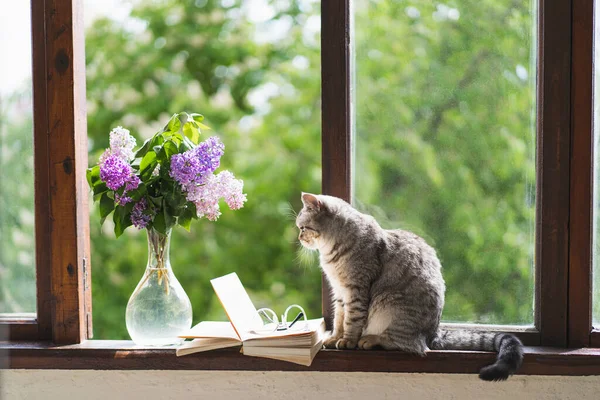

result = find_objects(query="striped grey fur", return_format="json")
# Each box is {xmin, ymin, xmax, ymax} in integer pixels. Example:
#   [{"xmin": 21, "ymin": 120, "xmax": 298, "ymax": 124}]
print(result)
[{"xmin": 296, "ymin": 193, "xmax": 523, "ymax": 381}]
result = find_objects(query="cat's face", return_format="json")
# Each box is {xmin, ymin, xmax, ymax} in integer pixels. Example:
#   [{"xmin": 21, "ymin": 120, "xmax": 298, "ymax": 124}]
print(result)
[{"xmin": 296, "ymin": 193, "xmax": 327, "ymax": 250}]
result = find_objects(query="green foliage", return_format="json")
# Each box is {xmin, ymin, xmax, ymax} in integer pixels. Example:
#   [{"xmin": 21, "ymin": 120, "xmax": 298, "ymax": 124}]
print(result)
[
  {"xmin": 353, "ymin": 0, "xmax": 536, "ymax": 324},
  {"xmin": 0, "ymin": 91, "xmax": 36, "ymax": 314}
]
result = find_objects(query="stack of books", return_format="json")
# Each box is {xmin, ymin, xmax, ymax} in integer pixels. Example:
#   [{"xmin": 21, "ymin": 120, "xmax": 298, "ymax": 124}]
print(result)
[{"xmin": 176, "ymin": 273, "xmax": 325, "ymax": 366}]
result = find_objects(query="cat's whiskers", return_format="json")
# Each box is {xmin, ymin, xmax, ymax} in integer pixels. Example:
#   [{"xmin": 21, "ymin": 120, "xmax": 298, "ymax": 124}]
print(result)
[
  {"xmin": 282, "ymin": 202, "xmax": 298, "ymax": 220},
  {"xmin": 294, "ymin": 244, "xmax": 318, "ymax": 269}
]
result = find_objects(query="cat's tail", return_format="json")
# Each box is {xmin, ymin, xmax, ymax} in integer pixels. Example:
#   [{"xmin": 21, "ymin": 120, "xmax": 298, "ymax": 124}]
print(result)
[{"xmin": 430, "ymin": 329, "xmax": 523, "ymax": 381}]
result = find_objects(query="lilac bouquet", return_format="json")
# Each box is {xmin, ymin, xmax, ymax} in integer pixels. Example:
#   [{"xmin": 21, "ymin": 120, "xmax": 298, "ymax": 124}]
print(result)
[{"xmin": 87, "ymin": 112, "xmax": 247, "ymax": 237}]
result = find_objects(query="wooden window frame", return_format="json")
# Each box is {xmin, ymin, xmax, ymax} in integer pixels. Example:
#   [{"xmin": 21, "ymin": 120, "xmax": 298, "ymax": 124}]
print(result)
[
  {"xmin": 3, "ymin": 0, "xmax": 600, "ymax": 374},
  {"xmin": 569, "ymin": 0, "xmax": 595, "ymax": 348},
  {"xmin": 1, "ymin": 0, "xmax": 91, "ymax": 344}
]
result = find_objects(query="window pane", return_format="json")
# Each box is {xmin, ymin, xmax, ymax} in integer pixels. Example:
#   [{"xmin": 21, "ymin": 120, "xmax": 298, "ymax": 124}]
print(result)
[
  {"xmin": 0, "ymin": 0, "xmax": 37, "ymax": 314},
  {"xmin": 85, "ymin": 0, "xmax": 321, "ymax": 339},
  {"xmin": 353, "ymin": 1, "xmax": 536, "ymax": 324}
]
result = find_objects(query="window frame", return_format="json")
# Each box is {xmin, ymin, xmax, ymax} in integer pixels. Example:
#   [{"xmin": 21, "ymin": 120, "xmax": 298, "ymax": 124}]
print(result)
[
  {"xmin": 2, "ymin": 0, "xmax": 92, "ymax": 344},
  {"xmin": 534, "ymin": 0, "xmax": 572, "ymax": 347},
  {"xmin": 3, "ymin": 0, "xmax": 599, "ymax": 362},
  {"xmin": 569, "ymin": 0, "xmax": 595, "ymax": 348}
]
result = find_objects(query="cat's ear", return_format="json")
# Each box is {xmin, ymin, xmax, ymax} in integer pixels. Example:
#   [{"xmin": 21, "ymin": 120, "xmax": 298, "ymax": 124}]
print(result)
[{"xmin": 301, "ymin": 192, "xmax": 322, "ymax": 211}]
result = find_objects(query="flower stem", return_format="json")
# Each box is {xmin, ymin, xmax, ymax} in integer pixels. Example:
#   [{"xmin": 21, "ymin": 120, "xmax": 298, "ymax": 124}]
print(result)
[{"xmin": 148, "ymin": 228, "xmax": 172, "ymax": 294}]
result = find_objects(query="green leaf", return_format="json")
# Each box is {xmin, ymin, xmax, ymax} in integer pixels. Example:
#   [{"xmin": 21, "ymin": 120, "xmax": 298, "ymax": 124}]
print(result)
[
  {"xmin": 153, "ymin": 210, "xmax": 167, "ymax": 234},
  {"xmin": 113, "ymin": 206, "xmax": 132, "ymax": 238},
  {"xmin": 93, "ymin": 190, "xmax": 107, "ymax": 202},
  {"xmin": 159, "ymin": 141, "xmax": 178, "ymax": 162},
  {"xmin": 191, "ymin": 120, "xmax": 210, "ymax": 130},
  {"xmin": 165, "ymin": 194, "xmax": 183, "ymax": 216},
  {"xmin": 180, "ymin": 135, "xmax": 195, "ymax": 152},
  {"xmin": 165, "ymin": 113, "xmax": 182, "ymax": 133},
  {"xmin": 99, "ymin": 193, "xmax": 115, "ymax": 224},
  {"xmin": 152, "ymin": 134, "xmax": 165, "ymax": 147},
  {"xmin": 178, "ymin": 112, "xmax": 190, "ymax": 125},
  {"xmin": 178, "ymin": 213, "xmax": 192, "ymax": 231},
  {"xmin": 190, "ymin": 113, "xmax": 210, "ymax": 129},
  {"xmin": 149, "ymin": 196, "xmax": 163, "ymax": 207},
  {"xmin": 164, "ymin": 203, "xmax": 175, "ymax": 230},
  {"xmin": 127, "ymin": 183, "xmax": 147, "ymax": 201},
  {"xmin": 87, "ymin": 166, "xmax": 101, "ymax": 188},
  {"xmin": 178, "ymin": 204, "xmax": 196, "ymax": 231},
  {"xmin": 170, "ymin": 134, "xmax": 182, "ymax": 147},
  {"xmin": 183, "ymin": 122, "xmax": 200, "ymax": 145},
  {"xmin": 92, "ymin": 182, "xmax": 108, "ymax": 197},
  {"xmin": 135, "ymin": 137, "xmax": 153, "ymax": 158},
  {"xmin": 140, "ymin": 151, "xmax": 158, "ymax": 180},
  {"xmin": 189, "ymin": 113, "xmax": 204, "ymax": 122}
]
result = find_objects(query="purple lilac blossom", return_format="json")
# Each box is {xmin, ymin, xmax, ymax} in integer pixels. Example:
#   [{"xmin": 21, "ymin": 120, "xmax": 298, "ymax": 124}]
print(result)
[
  {"xmin": 125, "ymin": 175, "xmax": 141, "ymax": 191},
  {"xmin": 194, "ymin": 136, "xmax": 224, "ymax": 177},
  {"xmin": 115, "ymin": 193, "xmax": 133, "ymax": 206},
  {"xmin": 99, "ymin": 154, "xmax": 134, "ymax": 191},
  {"xmin": 168, "ymin": 135, "xmax": 245, "ymax": 221},
  {"xmin": 131, "ymin": 198, "xmax": 153, "ymax": 229},
  {"xmin": 169, "ymin": 152, "xmax": 202, "ymax": 186},
  {"xmin": 169, "ymin": 136, "xmax": 224, "ymax": 187}
]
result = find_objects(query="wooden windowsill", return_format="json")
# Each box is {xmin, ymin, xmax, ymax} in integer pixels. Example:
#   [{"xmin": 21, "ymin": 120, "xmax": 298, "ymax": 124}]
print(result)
[{"xmin": 2, "ymin": 341, "xmax": 600, "ymax": 375}]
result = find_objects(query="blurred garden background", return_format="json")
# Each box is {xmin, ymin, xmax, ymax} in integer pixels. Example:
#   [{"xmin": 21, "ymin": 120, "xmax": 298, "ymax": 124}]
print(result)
[{"xmin": 5, "ymin": 0, "xmax": 598, "ymax": 339}]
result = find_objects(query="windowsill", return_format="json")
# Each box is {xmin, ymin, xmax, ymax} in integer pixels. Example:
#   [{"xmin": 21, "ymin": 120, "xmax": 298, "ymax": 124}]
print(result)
[{"xmin": 2, "ymin": 341, "xmax": 600, "ymax": 375}]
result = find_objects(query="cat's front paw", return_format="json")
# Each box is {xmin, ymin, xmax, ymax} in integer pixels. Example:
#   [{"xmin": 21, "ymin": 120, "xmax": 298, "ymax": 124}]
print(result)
[
  {"xmin": 335, "ymin": 338, "xmax": 358, "ymax": 350},
  {"xmin": 323, "ymin": 332, "xmax": 342, "ymax": 349}
]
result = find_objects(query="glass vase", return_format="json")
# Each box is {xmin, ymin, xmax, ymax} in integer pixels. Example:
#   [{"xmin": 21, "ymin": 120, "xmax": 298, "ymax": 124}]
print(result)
[{"xmin": 125, "ymin": 228, "xmax": 192, "ymax": 346}]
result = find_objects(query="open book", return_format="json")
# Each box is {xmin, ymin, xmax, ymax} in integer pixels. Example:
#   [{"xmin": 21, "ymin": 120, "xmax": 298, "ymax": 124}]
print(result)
[{"xmin": 176, "ymin": 273, "xmax": 325, "ymax": 366}]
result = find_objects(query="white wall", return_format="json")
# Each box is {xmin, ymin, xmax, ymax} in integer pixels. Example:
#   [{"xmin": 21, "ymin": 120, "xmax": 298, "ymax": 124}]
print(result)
[{"xmin": 2, "ymin": 371, "xmax": 600, "ymax": 400}]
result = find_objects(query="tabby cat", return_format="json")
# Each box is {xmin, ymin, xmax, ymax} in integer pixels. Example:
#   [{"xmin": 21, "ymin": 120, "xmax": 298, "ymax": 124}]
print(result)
[{"xmin": 296, "ymin": 193, "xmax": 523, "ymax": 381}]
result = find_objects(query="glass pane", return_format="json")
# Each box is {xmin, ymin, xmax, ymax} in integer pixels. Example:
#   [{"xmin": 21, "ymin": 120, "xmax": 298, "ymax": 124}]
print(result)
[
  {"xmin": 353, "ymin": 0, "xmax": 536, "ymax": 324},
  {"xmin": 593, "ymin": 0, "xmax": 600, "ymax": 328},
  {"xmin": 84, "ymin": 0, "xmax": 321, "ymax": 339},
  {"xmin": 0, "ymin": 0, "xmax": 37, "ymax": 314}
]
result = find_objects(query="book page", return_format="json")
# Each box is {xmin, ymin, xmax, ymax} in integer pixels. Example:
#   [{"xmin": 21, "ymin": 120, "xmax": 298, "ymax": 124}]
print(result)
[
  {"xmin": 244, "ymin": 318, "xmax": 325, "ymax": 346},
  {"xmin": 244, "ymin": 318, "xmax": 326, "ymax": 341},
  {"xmin": 179, "ymin": 321, "xmax": 241, "ymax": 340},
  {"xmin": 210, "ymin": 273, "xmax": 264, "ymax": 341},
  {"xmin": 176, "ymin": 337, "xmax": 242, "ymax": 357}
]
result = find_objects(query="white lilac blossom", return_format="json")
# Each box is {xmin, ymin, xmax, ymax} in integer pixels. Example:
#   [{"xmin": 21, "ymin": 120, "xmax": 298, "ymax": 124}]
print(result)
[
  {"xmin": 109, "ymin": 126, "xmax": 137, "ymax": 161},
  {"xmin": 184, "ymin": 171, "xmax": 247, "ymax": 221},
  {"xmin": 99, "ymin": 127, "xmax": 140, "ymax": 194}
]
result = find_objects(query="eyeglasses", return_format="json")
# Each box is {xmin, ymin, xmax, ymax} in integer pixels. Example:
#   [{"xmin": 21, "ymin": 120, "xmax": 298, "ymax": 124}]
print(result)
[{"xmin": 256, "ymin": 304, "xmax": 308, "ymax": 332}]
